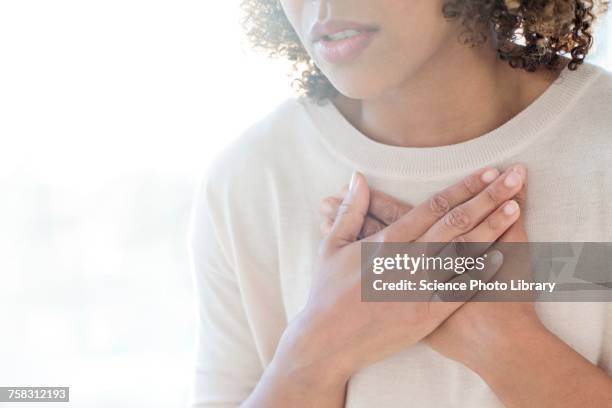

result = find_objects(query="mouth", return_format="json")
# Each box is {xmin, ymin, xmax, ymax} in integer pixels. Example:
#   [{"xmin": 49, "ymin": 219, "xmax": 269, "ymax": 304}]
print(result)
[
  {"xmin": 311, "ymin": 20, "xmax": 379, "ymax": 64},
  {"xmin": 318, "ymin": 28, "xmax": 375, "ymax": 42}
]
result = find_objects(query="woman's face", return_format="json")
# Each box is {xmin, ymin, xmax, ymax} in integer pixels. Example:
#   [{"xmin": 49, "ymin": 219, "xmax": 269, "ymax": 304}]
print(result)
[{"xmin": 279, "ymin": 0, "xmax": 463, "ymax": 99}]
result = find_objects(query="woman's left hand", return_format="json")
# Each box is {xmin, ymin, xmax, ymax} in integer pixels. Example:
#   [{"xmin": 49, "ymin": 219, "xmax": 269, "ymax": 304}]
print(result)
[
  {"xmin": 422, "ymin": 187, "xmax": 544, "ymax": 368},
  {"xmin": 321, "ymin": 176, "xmax": 612, "ymax": 407}
]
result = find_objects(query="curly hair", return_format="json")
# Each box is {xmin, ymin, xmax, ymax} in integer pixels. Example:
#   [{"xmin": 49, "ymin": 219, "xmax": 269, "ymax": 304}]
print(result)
[{"xmin": 241, "ymin": 0, "xmax": 610, "ymax": 101}]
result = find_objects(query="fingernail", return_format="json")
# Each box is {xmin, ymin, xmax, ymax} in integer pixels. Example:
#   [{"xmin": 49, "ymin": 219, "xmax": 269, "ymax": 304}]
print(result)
[
  {"xmin": 488, "ymin": 249, "xmax": 504, "ymax": 268},
  {"xmin": 481, "ymin": 168, "xmax": 499, "ymax": 184},
  {"xmin": 504, "ymin": 169, "xmax": 522, "ymax": 188},
  {"xmin": 503, "ymin": 200, "xmax": 519, "ymax": 216},
  {"xmin": 513, "ymin": 164, "xmax": 527, "ymax": 180}
]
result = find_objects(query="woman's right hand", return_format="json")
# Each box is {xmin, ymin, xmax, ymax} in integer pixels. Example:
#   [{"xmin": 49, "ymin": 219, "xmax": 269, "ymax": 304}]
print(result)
[{"xmin": 243, "ymin": 165, "xmax": 526, "ymax": 408}]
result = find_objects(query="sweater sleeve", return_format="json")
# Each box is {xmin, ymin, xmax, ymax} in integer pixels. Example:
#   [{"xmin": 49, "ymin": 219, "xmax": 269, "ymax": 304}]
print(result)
[{"xmin": 187, "ymin": 177, "xmax": 263, "ymax": 407}]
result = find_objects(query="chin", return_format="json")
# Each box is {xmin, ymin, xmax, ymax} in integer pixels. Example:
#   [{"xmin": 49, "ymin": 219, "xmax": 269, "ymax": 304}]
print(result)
[
  {"xmin": 327, "ymin": 73, "xmax": 401, "ymax": 100},
  {"xmin": 321, "ymin": 58, "xmax": 419, "ymax": 100},
  {"xmin": 332, "ymin": 83, "xmax": 382, "ymax": 100},
  {"xmin": 322, "ymin": 67, "xmax": 391, "ymax": 100}
]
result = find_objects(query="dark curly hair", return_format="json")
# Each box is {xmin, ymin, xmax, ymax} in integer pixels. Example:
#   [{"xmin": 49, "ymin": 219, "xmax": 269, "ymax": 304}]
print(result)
[{"xmin": 241, "ymin": 0, "xmax": 610, "ymax": 101}]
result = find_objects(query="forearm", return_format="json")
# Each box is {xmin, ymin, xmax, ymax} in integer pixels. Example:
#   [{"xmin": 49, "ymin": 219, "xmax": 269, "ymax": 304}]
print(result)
[
  {"xmin": 241, "ymin": 357, "xmax": 347, "ymax": 408},
  {"xmin": 242, "ymin": 314, "xmax": 350, "ymax": 408},
  {"xmin": 467, "ymin": 320, "xmax": 612, "ymax": 407}
]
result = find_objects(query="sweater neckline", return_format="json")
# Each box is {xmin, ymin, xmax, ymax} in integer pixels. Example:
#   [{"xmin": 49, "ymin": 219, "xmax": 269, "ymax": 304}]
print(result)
[{"xmin": 301, "ymin": 62, "xmax": 604, "ymax": 179}]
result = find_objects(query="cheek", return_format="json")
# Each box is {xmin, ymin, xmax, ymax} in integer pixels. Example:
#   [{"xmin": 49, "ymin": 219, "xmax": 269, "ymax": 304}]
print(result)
[
  {"xmin": 372, "ymin": 0, "xmax": 456, "ymax": 71},
  {"xmin": 279, "ymin": 0, "xmax": 458, "ymax": 99},
  {"xmin": 278, "ymin": 0, "xmax": 311, "ymax": 42},
  {"xmin": 319, "ymin": 0, "xmax": 455, "ymax": 98},
  {"xmin": 383, "ymin": 0, "xmax": 449, "ymax": 43},
  {"xmin": 278, "ymin": 0, "xmax": 297, "ymax": 22}
]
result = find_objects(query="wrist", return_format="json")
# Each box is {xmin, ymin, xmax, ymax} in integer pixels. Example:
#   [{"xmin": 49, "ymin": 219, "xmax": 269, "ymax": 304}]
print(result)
[
  {"xmin": 459, "ymin": 319, "xmax": 612, "ymax": 407},
  {"xmin": 271, "ymin": 311, "xmax": 353, "ymax": 394},
  {"xmin": 244, "ymin": 312, "xmax": 351, "ymax": 408},
  {"xmin": 463, "ymin": 312, "xmax": 550, "ymax": 374}
]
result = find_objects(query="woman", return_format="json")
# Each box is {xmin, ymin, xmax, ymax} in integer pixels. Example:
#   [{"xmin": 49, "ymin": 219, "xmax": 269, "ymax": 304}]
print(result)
[{"xmin": 189, "ymin": 1, "xmax": 612, "ymax": 406}]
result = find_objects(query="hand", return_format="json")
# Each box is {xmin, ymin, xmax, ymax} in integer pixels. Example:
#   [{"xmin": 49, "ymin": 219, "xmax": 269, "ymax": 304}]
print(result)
[
  {"xmin": 424, "ymin": 184, "xmax": 541, "ymax": 367},
  {"xmin": 246, "ymin": 165, "xmax": 526, "ymax": 407},
  {"xmin": 291, "ymin": 166, "xmax": 524, "ymax": 377},
  {"xmin": 320, "ymin": 187, "xmax": 414, "ymax": 239},
  {"xmin": 318, "ymin": 166, "xmax": 612, "ymax": 408},
  {"xmin": 319, "ymin": 164, "xmax": 541, "ymax": 368}
]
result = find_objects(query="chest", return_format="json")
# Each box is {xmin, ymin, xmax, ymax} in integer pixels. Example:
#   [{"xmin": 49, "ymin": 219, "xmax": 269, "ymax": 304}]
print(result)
[{"xmin": 269, "ymin": 166, "xmax": 611, "ymax": 406}]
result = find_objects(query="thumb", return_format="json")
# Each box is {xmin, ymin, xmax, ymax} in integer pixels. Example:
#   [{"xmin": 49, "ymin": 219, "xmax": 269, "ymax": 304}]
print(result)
[{"xmin": 328, "ymin": 171, "xmax": 370, "ymax": 248}]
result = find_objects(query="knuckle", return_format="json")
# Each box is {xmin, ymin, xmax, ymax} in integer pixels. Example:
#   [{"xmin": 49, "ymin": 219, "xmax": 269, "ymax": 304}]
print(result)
[
  {"xmin": 483, "ymin": 186, "xmax": 502, "ymax": 204},
  {"xmin": 319, "ymin": 199, "xmax": 331, "ymax": 215},
  {"xmin": 463, "ymin": 175, "xmax": 480, "ymax": 195},
  {"xmin": 429, "ymin": 193, "xmax": 451, "ymax": 217},
  {"xmin": 380, "ymin": 203, "xmax": 400, "ymax": 224},
  {"xmin": 323, "ymin": 196, "xmax": 337, "ymax": 206},
  {"xmin": 362, "ymin": 221, "xmax": 382, "ymax": 238},
  {"xmin": 452, "ymin": 234, "xmax": 469, "ymax": 244},
  {"xmin": 514, "ymin": 194, "xmax": 526, "ymax": 209},
  {"xmin": 444, "ymin": 207, "xmax": 471, "ymax": 231},
  {"xmin": 337, "ymin": 202, "xmax": 367, "ymax": 222},
  {"xmin": 486, "ymin": 214, "xmax": 502, "ymax": 231},
  {"xmin": 336, "ymin": 202, "xmax": 352, "ymax": 217},
  {"xmin": 451, "ymin": 236, "xmax": 469, "ymax": 257}
]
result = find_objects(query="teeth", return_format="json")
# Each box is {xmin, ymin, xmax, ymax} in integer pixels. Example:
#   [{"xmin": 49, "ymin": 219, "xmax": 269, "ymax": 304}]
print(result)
[{"xmin": 326, "ymin": 29, "xmax": 361, "ymax": 41}]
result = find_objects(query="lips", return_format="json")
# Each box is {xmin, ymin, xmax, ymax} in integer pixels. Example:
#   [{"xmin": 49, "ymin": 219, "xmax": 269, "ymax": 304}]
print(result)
[{"xmin": 310, "ymin": 20, "xmax": 379, "ymax": 64}]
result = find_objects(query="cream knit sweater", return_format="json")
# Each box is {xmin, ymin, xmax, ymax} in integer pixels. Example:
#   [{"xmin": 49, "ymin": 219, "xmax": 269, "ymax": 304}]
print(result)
[{"xmin": 189, "ymin": 62, "xmax": 612, "ymax": 407}]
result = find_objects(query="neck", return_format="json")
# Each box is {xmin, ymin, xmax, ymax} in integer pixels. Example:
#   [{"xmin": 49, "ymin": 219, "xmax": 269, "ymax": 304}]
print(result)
[{"xmin": 332, "ymin": 43, "xmax": 566, "ymax": 148}]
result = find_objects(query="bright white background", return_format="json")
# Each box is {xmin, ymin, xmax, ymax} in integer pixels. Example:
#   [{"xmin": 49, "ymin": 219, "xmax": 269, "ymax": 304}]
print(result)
[{"xmin": 0, "ymin": 2, "xmax": 609, "ymax": 407}]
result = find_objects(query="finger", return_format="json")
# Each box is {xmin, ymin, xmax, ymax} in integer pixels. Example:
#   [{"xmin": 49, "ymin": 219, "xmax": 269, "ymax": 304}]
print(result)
[
  {"xmin": 365, "ymin": 166, "xmax": 501, "ymax": 243},
  {"xmin": 513, "ymin": 177, "xmax": 528, "ymax": 212},
  {"xmin": 417, "ymin": 164, "xmax": 526, "ymax": 243},
  {"xmin": 368, "ymin": 189, "xmax": 413, "ymax": 225},
  {"xmin": 358, "ymin": 216, "xmax": 386, "ymax": 239},
  {"xmin": 321, "ymin": 213, "xmax": 384, "ymax": 239},
  {"xmin": 430, "ymin": 249, "xmax": 504, "ymax": 305},
  {"xmin": 453, "ymin": 199, "xmax": 521, "ymax": 246},
  {"xmin": 327, "ymin": 189, "xmax": 413, "ymax": 226},
  {"xmin": 425, "ymin": 200, "xmax": 519, "ymax": 282},
  {"xmin": 500, "ymin": 180, "xmax": 529, "ymax": 242},
  {"xmin": 496, "ymin": 185, "xmax": 531, "ymax": 296},
  {"xmin": 320, "ymin": 217, "xmax": 334, "ymax": 235},
  {"xmin": 319, "ymin": 196, "xmax": 342, "ymax": 218},
  {"xmin": 326, "ymin": 171, "xmax": 370, "ymax": 249},
  {"xmin": 319, "ymin": 196, "xmax": 384, "ymax": 239}
]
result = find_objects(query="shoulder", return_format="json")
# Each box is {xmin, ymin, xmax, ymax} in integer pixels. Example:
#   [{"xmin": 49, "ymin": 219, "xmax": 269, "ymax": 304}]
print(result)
[
  {"xmin": 205, "ymin": 97, "xmax": 315, "ymax": 187},
  {"xmin": 196, "ymin": 97, "xmax": 324, "ymax": 215},
  {"xmin": 562, "ymin": 64, "xmax": 612, "ymax": 182},
  {"xmin": 560, "ymin": 63, "xmax": 612, "ymax": 149},
  {"xmin": 581, "ymin": 63, "xmax": 612, "ymax": 106}
]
